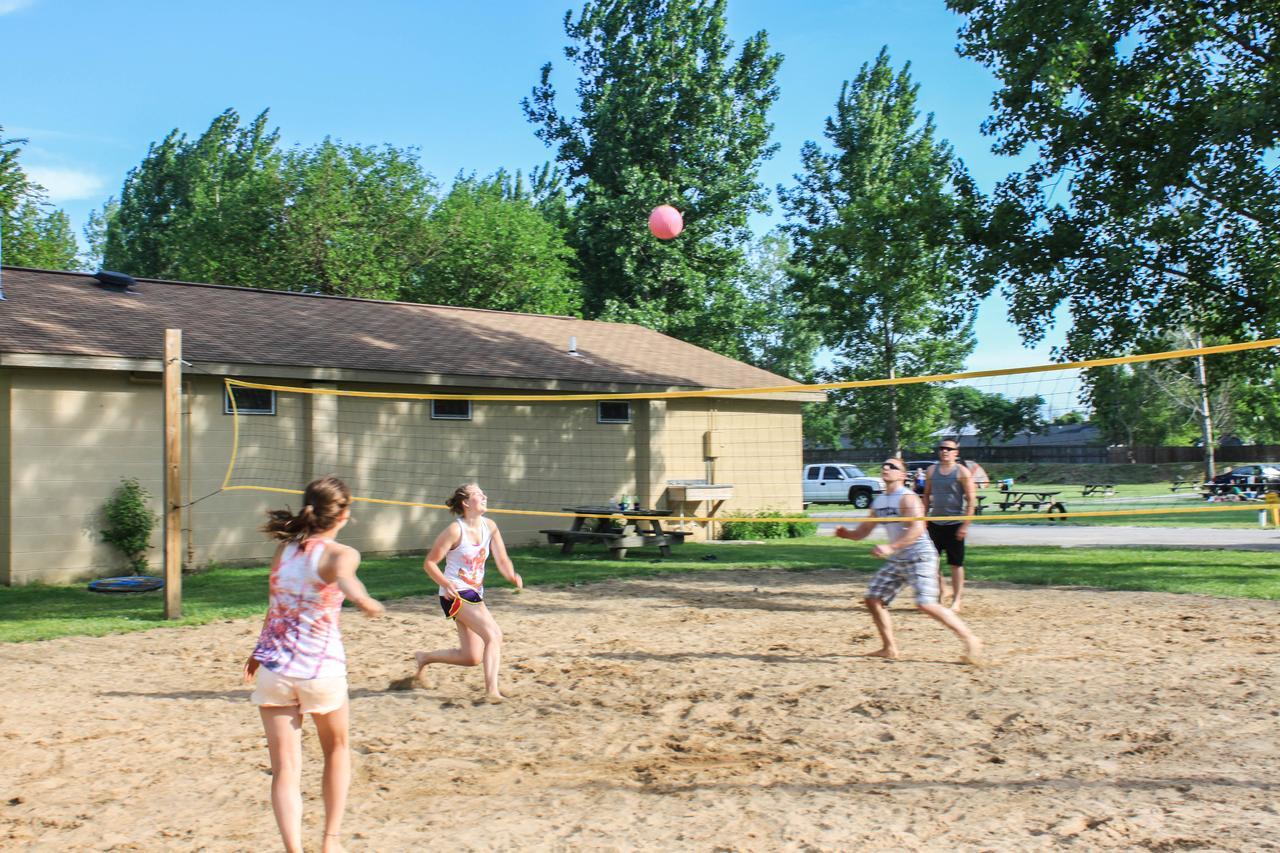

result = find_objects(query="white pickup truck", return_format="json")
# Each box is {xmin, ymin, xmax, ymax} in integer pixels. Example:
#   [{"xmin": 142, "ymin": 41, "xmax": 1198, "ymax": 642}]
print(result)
[{"xmin": 802, "ymin": 463, "xmax": 884, "ymax": 509}]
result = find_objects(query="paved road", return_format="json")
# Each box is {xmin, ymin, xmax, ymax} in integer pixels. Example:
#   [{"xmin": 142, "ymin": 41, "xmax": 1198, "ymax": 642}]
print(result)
[{"xmin": 810, "ymin": 516, "xmax": 1280, "ymax": 551}]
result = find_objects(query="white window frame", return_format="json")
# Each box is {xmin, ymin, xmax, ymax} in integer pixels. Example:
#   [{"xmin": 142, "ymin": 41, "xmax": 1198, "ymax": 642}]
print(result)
[
  {"xmin": 431, "ymin": 399, "xmax": 473, "ymax": 421},
  {"xmin": 597, "ymin": 401, "xmax": 632, "ymax": 424},
  {"xmin": 224, "ymin": 386, "xmax": 276, "ymax": 416}
]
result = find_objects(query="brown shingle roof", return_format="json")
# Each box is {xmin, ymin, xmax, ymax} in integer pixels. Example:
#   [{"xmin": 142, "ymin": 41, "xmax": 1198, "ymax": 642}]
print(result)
[{"xmin": 0, "ymin": 267, "xmax": 798, "ymax": 390}]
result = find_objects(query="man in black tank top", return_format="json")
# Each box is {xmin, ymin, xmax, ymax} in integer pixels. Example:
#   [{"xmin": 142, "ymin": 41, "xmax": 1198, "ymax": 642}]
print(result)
[{"xmin": 923, "ymin": 439, "xmax": 976, "ymax": 612}]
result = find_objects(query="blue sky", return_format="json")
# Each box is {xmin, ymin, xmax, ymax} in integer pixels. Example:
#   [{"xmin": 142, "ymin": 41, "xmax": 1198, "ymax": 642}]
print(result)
[{"xmin": 2, "ymin": 0, "xmax": 1069, "ymax": 373}]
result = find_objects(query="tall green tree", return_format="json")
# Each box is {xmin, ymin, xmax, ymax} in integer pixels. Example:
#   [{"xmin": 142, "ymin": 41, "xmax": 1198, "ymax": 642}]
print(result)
[
  {"xmin": 735, "ymin": 232, "xmax": 821, "ymax": 380},
  {"xmin": 780, "ymin": 49, "xmax": 983, "ymax": 454},
  {"xmin": 1232, "ymin": 369, "xmax": 1280, "ymax": 444},
  {"xmin": 273, "ymin": 139, "xmax": 436, "ymax": 299},
  {"xmin": 943, "ymin": 385, "xmax": 1048, "ymax": 445},
  {"xmin": 950, "ymin": 0, "xmax": 1280, "ymax": 358},
  {"xmin": 1085, "ymin": 363, "xmax": 1198, "ymax": 448},
  {"xmin": 0, "ymin": 128, "xmax": 79, "ymax": 270},
  {"xmin": 102, "ymin": 110, "xmax": 440, "ymax": 300},
  {"xmin": 104, "ymin": 109, "xmax": 284, "ymax": 285},
  {"xmin": 405, "ymin": 173, "xmax": 582, "ymax": 315},
  {"xmin": 523, "ymin": 0, "xmax": 783, "ymax": 353}
]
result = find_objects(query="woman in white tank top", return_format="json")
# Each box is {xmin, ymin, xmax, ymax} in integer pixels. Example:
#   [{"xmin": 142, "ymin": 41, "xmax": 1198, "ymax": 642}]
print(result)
[
  {"xmin": 245, "ymin": 475, "xmax": 384, "ymax": 853},
  {"xmin": 411, "ymin": 483, "xmax": 524, "ymax": 702}
]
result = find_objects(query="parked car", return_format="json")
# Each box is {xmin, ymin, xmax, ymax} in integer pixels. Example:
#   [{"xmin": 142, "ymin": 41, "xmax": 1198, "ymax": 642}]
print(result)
[
  {"xmin": 802, "ymin": 464, "xmax": 884, "ymax": 508},
  {"xmin": 1220, "ymin": 464, "xmax": 1280, "ymax": 484}
]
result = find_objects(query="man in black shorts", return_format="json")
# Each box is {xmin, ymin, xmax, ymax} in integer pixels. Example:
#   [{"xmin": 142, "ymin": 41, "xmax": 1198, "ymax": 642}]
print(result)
[{"xmin": 922, "ymin": 439, "xmax": 977, "ymax": 612}]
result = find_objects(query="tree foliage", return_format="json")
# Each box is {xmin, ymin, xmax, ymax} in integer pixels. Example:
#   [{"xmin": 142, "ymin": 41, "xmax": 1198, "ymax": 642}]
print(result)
[
  {"xmin": 104, "ymin": 109, "xmax": 285, "ymax": 285},
  {"xmin": 0, "ymin": 128, "xmax": 80, "ymax": 270},
  {"xmin": 99, "ymin": 109, "xmax": 589, "ymax": 311},
  {"xmin": 1085, "ymin": 363, "xmax": 1199, "ymax": 447},
  {"xmin": 780, "ymin": 49, "xmax": 983, "ymax": 453},
  {"xmin": 950, "ymin": 0, "xmax": 1280, "ymax": 357},
  {"xmin": 405, "ymin": 173, "xmax": 582, "ymax": 315},
  {"xmin": 734, "ymin": 232, "xmax": 821, "ymax": 380},
  {"xmin": 944, "ymin": 385, "xmax": 1047, "ymax": 444},
  {"xmin": 274, "ymin": 139, "xmax": 436, "ymax": 300},
  {"xmin": 524, "ymin": 0, "xmax": 783, "ymax": 353}
]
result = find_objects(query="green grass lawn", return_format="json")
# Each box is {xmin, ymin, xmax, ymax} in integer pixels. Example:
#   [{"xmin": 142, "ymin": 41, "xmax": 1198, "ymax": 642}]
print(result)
[{"xmin": 2, "ymin": 539, "xmax": 1276, "ymax": 643}]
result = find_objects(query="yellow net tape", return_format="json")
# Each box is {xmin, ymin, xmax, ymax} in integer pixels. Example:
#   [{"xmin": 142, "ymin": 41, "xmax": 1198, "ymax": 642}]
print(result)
[
  {"xmin": 217, "ymin": 485, "xmax": 1267, "ymax": 525},
  {"xmin": 219, "ymin": 336, "xmax": 1279, "ymax": 524},
  {"xmin": 224, "ymin": 336, "xmax": 1280, "ymax": 402}
]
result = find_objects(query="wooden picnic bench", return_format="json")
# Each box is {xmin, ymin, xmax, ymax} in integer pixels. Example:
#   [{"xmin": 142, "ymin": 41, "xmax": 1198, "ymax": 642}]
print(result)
[
  {"xmin": 993, "ymin": 490, "xmax": 1067, "ymax": 517},
  {"xmin": 1081, "ymin": 482, "xmax": 1115, "ymax": 496},
  {"xmin": 541, "ymin": 506, "xmax": 687, "ymax": 559},
  {"xmin": 1170, "ymin": 478, "xmax": 1199, "ymax": 492}
]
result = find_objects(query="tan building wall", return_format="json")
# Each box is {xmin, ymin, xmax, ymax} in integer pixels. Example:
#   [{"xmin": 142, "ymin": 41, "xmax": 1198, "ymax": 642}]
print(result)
[
  {"xmin": 654, "ymin": 398, "xmax": 804, "ymax": 538},
  {"xmin": 2, "ymin": 368, "xmax": 805, "ymax": 585}
]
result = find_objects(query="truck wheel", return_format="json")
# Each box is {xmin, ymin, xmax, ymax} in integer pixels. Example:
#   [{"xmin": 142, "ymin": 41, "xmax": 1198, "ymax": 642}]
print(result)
[{"xmin": 850, "ymin": 488, "xmax": 872, "ymax": 509}]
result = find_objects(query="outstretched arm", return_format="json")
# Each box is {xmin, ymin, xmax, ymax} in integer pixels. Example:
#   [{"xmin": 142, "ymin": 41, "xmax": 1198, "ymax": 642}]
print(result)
[
  {"xmin": 423, "ymin": 525, "xmax": 461, "ymax": 598},
  {"xmin": 488, "ymin": 523, "xmax": 523, "ymax": 589},
  {"xmin": 958, "ymin": 467, "xmax": 977, "ymax": 539},
  {"xmin": 834, "ymin": 520, "xmax": 877, "ymax": 541},
  {"xmin": 330, "ymin": 546, "xmax": 383, "ymax": 617}
]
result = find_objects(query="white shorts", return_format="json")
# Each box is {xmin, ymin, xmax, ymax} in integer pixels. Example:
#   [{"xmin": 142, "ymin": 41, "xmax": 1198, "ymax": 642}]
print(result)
[{"xmin": 250, "ymin": 668, "xmax": 348, "ymax": 715}]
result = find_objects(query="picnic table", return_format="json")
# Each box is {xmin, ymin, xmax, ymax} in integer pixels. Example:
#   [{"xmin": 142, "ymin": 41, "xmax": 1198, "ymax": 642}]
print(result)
[
  {"xmin": 541, "ymin": 506, "xmax": 687, "ymax": 559},
  {"xmin": 1201, "ymin": 480, "xmax": 1280, "ymax": 499},
  {"xmin": 1081, "ymin": 482, "xmax": 1115, "ymax": 496},
  {"xmin": 993, "ymin": 489, "xmax": 1067, "ymax": 517},
  {"xmin": 1170, "ymin": 477, "xmax": 1199, "ymax": 492}
]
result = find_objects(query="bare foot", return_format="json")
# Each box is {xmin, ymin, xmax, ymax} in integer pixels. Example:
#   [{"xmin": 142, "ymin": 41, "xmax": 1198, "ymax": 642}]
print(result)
[
  {"xmin": 321, "ymin": 833, "xmax": 345, "ymax": 853},
  {"xmin": 413, "ymin": 651, "xmax": 429, "ymax": 676},
  {"xmin": 950, "ymin": 600, "xmax": 963, "ymax": 614},
  {"xmin": 863, "ymin": 647, "xmax": 900, "ymax": 660},
  {"xmin": 960, "ymin": 637, "xmax": 984, "ymax": 667},
  {"xmin": 484, "ymin": 692, "xmax": 505, "ymax": 704}
]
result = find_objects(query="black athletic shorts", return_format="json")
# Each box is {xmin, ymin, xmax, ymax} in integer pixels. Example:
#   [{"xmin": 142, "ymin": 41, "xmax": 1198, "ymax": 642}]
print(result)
[{"xmin": 926, "ymin": 522, "xmax": 965, "ymax": 567}]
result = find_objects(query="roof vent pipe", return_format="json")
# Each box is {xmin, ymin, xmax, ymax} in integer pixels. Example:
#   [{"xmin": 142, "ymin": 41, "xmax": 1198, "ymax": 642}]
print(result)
[{"xmin": 567, "ymin": 335, "xmax": 581, "ymax": 357}]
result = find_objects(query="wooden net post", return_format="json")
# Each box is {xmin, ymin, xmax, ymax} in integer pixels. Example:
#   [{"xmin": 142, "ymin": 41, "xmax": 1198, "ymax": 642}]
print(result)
[{"xmin": 163, "ymin": 329, "xmax": 183, "ymax": 619}]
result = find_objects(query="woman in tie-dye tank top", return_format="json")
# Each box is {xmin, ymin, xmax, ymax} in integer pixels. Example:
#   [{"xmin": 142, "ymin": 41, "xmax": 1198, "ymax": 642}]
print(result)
[
  {"xmin": 244, "ymin": 475, "xmax": 384, "ymax": 853},
  {"xmin": 411, "ymin": 483, "xmax": 523, "ymax": 702}
]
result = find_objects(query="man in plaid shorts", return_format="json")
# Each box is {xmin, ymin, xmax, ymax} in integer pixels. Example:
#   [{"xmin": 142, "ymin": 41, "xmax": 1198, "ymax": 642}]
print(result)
[{"xmin": 836, "ymin": 456, "xmax": 983, "ymax": 665}]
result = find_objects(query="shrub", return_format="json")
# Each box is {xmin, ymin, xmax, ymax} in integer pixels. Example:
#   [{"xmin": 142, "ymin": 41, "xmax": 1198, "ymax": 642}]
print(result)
[
  {"xmin": 101, "ymin": 478, "xmax": 160, "ymax": 574},
  {"xmin": 720, "ymin": 511, "xmax": 817, "ymax": 540}
]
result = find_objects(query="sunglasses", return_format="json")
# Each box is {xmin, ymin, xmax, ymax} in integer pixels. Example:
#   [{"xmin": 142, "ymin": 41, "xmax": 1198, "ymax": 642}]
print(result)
[
  {"xmin": 881, "ymin": 462, "xmax": 903, "ymax": 471},
  {"xmin": 936, "ymin": 446, "xmax": 958, "ymax": 452}
]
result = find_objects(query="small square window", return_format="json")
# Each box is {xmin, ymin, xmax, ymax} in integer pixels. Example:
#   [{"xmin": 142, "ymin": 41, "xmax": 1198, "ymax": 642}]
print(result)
[
  {"xmin": 432, "ymin": 399, "xmax": 472, "ymax": 420},
  {"xmin": 225, "ymin": 386, "xmax": 276, "ymax": 415},
  {"xmin": 597, "ymin": 401, "xmax": 631, "ymax": 424}
]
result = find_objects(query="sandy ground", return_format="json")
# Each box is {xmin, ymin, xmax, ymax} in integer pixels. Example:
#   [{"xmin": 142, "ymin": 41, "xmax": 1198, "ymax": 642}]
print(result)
[{"xmin": 2, "ymin": 568, "xmax": 1278, "ymax": 851}]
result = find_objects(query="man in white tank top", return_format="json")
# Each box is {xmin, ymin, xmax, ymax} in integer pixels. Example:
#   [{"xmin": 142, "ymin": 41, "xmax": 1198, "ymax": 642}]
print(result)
[{"xmin": 835, "ymin": 456, "xmax": 983, "ymax": 665}]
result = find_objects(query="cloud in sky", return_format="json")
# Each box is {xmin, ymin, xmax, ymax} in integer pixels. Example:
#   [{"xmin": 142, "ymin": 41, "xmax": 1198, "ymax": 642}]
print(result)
[
  {"xmin": 25, "ymin": 166, "xmax": 106, "ymax": 202},
  {"xmin": 0, "ymin": 0, "xmax": 36, "ymax": 15}
]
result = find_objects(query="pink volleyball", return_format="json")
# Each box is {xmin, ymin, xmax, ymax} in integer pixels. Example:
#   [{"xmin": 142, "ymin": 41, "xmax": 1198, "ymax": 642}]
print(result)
[{"xmin": 648, "ymin": 205, "xmax": 684, "ymax": 240}]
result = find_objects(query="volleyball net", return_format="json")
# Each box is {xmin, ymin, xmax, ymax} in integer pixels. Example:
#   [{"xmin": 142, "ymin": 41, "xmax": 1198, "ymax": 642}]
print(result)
[{"xmin": 220, "ymin": 337, "xmax": 1280, "ymax": 528}]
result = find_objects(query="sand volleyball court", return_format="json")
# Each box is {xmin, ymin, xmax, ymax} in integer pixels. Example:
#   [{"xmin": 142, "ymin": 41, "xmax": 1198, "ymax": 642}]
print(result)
[{"xmin": 2, "ymin": 568, "xmax": 1277, "ymax": 850}]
